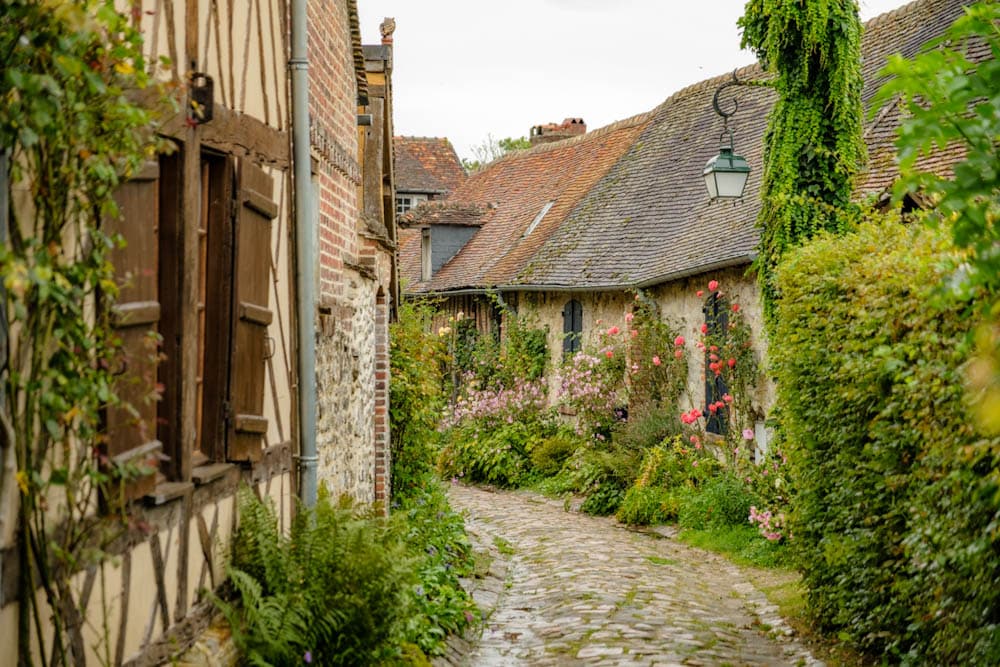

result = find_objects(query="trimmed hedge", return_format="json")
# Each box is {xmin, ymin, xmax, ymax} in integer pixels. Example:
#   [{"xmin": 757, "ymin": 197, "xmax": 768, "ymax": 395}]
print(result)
[{"xmin": 773, "ymin": 218, "xmax": 1000, "ymax": 663}]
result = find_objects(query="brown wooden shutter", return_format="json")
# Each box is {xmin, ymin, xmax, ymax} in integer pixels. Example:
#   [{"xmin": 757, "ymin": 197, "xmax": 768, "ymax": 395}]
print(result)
[
  {"xmin": 106, "ymin": 161, "xmax": 163, "ymax": 499},
  {"xmin": 226, "ymin": 160, "xmax": 276, "ymax": 462}
]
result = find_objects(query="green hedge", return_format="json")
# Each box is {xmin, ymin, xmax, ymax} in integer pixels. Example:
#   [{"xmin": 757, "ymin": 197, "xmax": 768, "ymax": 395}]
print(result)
[{"xmin": 773, "ymin": 218, "xmax": 1000, "ymax": 663}]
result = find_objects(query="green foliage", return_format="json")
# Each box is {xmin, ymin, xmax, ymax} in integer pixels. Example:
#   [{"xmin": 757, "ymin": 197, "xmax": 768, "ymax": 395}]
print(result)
[
  {"xmin": 678, "ymin": 525, "xmax": 790, "ymax": 569},
  {"xmin": 390, "ymin": 299, "xmax": 448, "ymax": 499},
  {"xmin": 529, "ymin": 429, "xmax": 585, "ymax": 476},
  {"xmin": 677, "ymin": 475, "xmax": 756, "ymax": 531},
  {"xmin": 739, "ymin": 0, "xmax": 866, "ymax": 320},
  {"xmin": 615, "ymin": 485, "xmax": 680, "ymax": 526},
  {"xmin": 395, "ymin": 480, "xmax": 479, "ymax": 656},
  {"xmin": 440, "ymin": 420, "xmax": 550, "ymax": 487},
  {"xmin": 221, "ymin": 487, "xmax": 416, "ymax": 665},
  {"xmin": 773, "ymin": 217, "xmax": 1000, "ymax": 663},
  {"xmin": 873, "ymin": 2, "xmax": 1000, "ymax": 438},
  {"xmin": 220, "ymin": 483, "xmax": 477, "ymax": 664},
  {"xmin": 0, "ymin": 1, "xmax": 167, "ymax": 662}
]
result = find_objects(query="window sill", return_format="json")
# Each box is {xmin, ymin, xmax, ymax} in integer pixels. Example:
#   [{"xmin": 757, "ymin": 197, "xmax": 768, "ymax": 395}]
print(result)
[{"xmin": 144, "ymin": 481, "xmax": 194, "ymax": 506}]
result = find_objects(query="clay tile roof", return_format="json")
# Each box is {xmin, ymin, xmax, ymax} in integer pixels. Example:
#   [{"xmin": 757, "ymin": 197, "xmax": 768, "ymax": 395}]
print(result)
[
  {"xmin": 398, "ymin": 201, "xmax": 490, "ymax": 227},
  {"xmin": 401, "ymin": 0, "xmax": 980, "ymax": 295},
  {"xmin": 398, "ymin": 113, "xmax": 652, "ymax": 293},
  {"xmin": 394, "ymin": 137, "xmax": 467, "ymax": 196}
]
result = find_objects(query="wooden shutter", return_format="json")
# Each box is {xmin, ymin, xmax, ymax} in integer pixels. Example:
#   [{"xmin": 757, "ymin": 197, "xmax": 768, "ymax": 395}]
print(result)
[
  {"xmin": 226, "ymin": 160, "xmax": 276, "ymax": 462},
  {"xmin": 563, "ymin": 299, "xmax": 582, "ymax": 355},
  {"xmin": 106, "ymin": 161, "xmax": 162, "ymax": 499}
]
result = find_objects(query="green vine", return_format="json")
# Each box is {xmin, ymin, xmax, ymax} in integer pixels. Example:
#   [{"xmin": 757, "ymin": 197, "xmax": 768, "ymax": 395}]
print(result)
[
  {"xmin": 739, "ymin": 0, "xmax": 866, "ymax": 321},
  {"xmin": 1, "ymin": 1, "xmax": 165, "ymax": 664}
]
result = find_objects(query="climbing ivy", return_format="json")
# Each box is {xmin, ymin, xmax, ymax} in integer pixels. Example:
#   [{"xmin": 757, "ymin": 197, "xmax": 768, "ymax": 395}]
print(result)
[
  {"xmin": 0, "ymin": 1, "xmax": 165, "ymax": 664},
  {"xmin": 739, "ymin": 0, "xmax": 866, "ymax": 321}
]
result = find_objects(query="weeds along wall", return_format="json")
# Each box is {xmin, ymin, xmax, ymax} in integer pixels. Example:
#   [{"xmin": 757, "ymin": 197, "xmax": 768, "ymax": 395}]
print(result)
[{"xmin": 772, "ymin": 217, "xmax": 1000, "ymax": 664}]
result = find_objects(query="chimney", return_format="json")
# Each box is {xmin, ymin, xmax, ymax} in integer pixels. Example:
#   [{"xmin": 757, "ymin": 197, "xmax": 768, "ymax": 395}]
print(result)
[{"xmin": 529, "ymin": 118, "xmax": 586, "ymax": 145}]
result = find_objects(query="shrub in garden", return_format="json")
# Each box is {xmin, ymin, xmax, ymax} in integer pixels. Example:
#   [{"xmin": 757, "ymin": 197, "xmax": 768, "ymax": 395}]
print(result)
[
  {"xmin": 774, "ymin": 217, "xmax": 1000, "ymax": 663},
  {"xmin": 530, "ymin": 429, "xmax": 586, "ymax": 476},
  {"xmin": 217, "ymin": 484, "xmax": 477, "ymax": 664},
  {"xmin": 217, "ymin": 487, "xmax": 416, "ymax": 665},
  {"xmin": 390, "ymin": 299, "xmax": 448, "ymax": 499},
  {"xmin": 677, "ymin": 474, "xmax": 756, "ymax": 531}
]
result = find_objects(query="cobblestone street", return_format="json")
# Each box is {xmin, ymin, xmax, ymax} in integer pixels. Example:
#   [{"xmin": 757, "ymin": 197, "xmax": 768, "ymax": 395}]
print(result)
[{"xmin": 448, "ymin": 485, "xmax": 822, "ymax": 667}]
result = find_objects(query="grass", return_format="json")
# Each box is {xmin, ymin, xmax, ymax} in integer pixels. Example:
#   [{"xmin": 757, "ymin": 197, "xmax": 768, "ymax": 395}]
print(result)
[
  {"xmin": 492, "ymin": 535, "xmax": 516, "ymax": 556},
  {"xmin": 678, "ymin": 526, "xmax": 874, "ymax": 667},
  {"xmin": 677, "ymin": 525, "xmax": 790, "ymax": 569},
  {"xmin": 645, "ymin": 555, "xmax": 678, "ymax": 566}
]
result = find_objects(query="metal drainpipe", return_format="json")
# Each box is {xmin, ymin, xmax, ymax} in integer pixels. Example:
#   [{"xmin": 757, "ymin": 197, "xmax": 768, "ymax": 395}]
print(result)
[{"xmin": 290, "ymin": 0, "xmax": 318, "ymax": 508}]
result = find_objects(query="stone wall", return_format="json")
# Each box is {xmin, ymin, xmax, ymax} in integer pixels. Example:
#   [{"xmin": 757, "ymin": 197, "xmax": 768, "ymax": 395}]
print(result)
[{"xmin": 512, "ymin": 264, "xmax": 774, "ymax": 420}]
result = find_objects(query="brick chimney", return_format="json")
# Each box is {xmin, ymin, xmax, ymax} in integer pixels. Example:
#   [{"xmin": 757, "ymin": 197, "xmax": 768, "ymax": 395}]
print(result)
[{"xmin": 529, "ymin": 118, "xmax": 586, "ymax": 145}]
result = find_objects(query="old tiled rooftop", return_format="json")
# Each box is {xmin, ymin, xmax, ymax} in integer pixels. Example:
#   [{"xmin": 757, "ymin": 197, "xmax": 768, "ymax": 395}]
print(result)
[
  {"xmin": 394, "ymin": 137, "xmax": 467, "ymax": 196},
  {"xmin": 400, "ymin": 0, "xmax": 979, "ymax": 295}
]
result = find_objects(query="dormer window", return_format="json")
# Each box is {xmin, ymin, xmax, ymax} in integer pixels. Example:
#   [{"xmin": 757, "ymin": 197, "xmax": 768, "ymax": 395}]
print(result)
[{"xmin": 523, "ymin": 201, "xmax": 554, "ymax": 238}]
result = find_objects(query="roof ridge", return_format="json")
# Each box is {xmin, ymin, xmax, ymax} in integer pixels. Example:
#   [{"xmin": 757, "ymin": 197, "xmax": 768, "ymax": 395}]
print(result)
[
  {"xmin": 863, "ymin": 0, "xmax": 936, "ymax": 32},
  {"xmin": 483, "ymin": 110, "xmax": 655, "ymax": 167}
]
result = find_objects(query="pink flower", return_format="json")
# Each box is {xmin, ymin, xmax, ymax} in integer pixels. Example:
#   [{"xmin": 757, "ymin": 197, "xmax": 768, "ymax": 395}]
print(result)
[
  {"xmin": 728, "ymin": 358, "xmax": 737, "ymax": 368},
  {"xmin": 608, "ymin": 326, "xmax": 620, "ymax": 335},
  {"xmin": 674, "ymin": 349, "xmax": 683, "ymax": 359},
  {"xmin": 732, "ymin": 303, "xmax": 740, "ymax": 313},
  {"xmin": 742, "ymin": 428, "xmax": 755, "ymax": 440},
  {"xmin": 652, "ymin": 355, "xmax": 661, "ymax": 366},
  {"xmin": 625, "ymin": 312, "xmax": 634, "ymax": 323},
  {"xmin": 696, "ymin": 290, "xmax": 705, "ymax": 297},
  {"xmin": 708, "ymin": 279, "xmax": 719, "ymax": 291},
  {"xmin": 700, "ymin": 323, "xmax": 708, "ymax": 334},
  {"xmin": 631, "ymin": 329, "xmax": 639, "ymax": 338},
  {"xmin": 723, "ymin": 393, "xmax": 733, "ymax": 403},
  {"xmin": 605, "ymin": 350, "xmax": 613, "ymax": 359},
  {"xmin": 674, "ymin": 336, "xmax": 685, "ymax": 346},
  {"xmin": 692, "ymin": 460, "xmax": 699, "ymax": 467},
  {"xmin": 690, "ymin": 435, "xmax": 699, "ymax": 444}
]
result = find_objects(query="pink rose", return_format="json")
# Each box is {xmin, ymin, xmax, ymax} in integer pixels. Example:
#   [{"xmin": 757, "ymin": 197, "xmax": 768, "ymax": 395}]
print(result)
[
  {"xmin": 700, "ymin": 323, "xmax": 708, "ymax": 334},
  {"xmin": 674, "ymin": 336, "xmax": 685, "ymax": 346},
  {"xmin": 723, "ymin": 393, "xmax": 733, "ymax": 403},
  {"xmin": 732, "ymin": 303, "xmax": 740, "ymax": 313},
  {"xmin": 742, "ymin": 428, "xmax": 755, "ymax": 440},
  {"xmin": 605, "ymin": 350, "xmax": 613, "ymax": 359},
  {"xmin": 674, "ymin": 349, "xmax": 683, "ymax": 359},
  {"xmin": 608, "ymin": 326, "xmax": 620, "ymax": 335},
  {"xmin": 708, "ymin": 280, "xmax": 719, "ymax": 291},
  {"xmin": 728, "ymin": 358, "xmax": 737, "ymax": 368},
  {"xmin": 652, "ymin": 355, "xmax": 661, "ymax": 366},
  {"xmin": 624, "ymin": 312, "xmax": 634, "ymax": 323},
  {"xmin": 696, "ymin": 290, "xmax": 704, "ymax": 297}
]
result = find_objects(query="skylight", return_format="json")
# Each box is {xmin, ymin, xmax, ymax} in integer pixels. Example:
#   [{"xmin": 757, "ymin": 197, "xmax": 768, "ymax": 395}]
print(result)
[{"xmin": 523, "ymin": 201, "xmax": 555, "ymax": 238}]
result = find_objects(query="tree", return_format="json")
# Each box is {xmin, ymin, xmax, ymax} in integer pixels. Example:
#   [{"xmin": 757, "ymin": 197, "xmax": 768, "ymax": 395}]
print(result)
[
  {"xmin": 461, "ymin": 134, "xmax": 531, "ymax": 172},
  {"xmin": 738, "ymin": 0, "xmax": 866, "ymax": 321}
]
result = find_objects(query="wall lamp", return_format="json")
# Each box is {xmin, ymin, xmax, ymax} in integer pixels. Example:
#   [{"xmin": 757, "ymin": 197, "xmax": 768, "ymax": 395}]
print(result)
[{"xmin": 703, "ymin": 72, "xmax": 751, "ymax": 200}]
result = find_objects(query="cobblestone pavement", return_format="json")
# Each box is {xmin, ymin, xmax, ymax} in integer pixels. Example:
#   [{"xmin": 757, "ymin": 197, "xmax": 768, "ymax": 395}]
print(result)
[{"xmin": 448, "ymin": 484, "xmax": 822, "ymax": 667}]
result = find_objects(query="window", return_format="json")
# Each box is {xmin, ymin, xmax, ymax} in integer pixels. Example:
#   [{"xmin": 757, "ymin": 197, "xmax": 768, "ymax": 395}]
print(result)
[
  {"xmin": 703, "ymin": 291, "xmax": 729, "ymax": 435},
  {"xmin": 396, "ymin": 193, "xmax": 427, "ymax": 216},
  {"xmin": 107, "ymin": 151, "xmax": 276, "ymax": 495},
  {"xmin": 562, "ymin": 299, "xmax": 583, "ymax": 355},
  {"xmin": 420, "ymin": 228, "xmax": 432, "ymax": 281}
]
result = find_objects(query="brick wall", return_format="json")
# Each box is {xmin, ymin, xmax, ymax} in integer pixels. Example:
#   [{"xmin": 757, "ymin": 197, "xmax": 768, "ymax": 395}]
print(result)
[{"xmin": 307, "ymin": 0, "xmax": 394, "ymax": 502}]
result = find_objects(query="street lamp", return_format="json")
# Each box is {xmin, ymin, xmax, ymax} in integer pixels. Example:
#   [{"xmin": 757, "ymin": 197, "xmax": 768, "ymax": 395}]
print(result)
[{"xmin": 703, "ymin": 72, "xmax": 751, "ymax": 200}]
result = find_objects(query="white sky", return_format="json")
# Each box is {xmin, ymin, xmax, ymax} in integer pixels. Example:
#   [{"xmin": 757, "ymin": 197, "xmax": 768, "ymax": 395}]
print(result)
[{"xmin": 358, "ymin": 0, "xmax": 912, "ymax": 162}]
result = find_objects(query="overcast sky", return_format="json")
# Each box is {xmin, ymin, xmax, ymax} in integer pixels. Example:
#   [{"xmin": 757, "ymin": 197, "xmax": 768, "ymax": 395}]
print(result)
[{"xmin": 357, "ymin": 0, "xmax": 912, "ymax": 162}]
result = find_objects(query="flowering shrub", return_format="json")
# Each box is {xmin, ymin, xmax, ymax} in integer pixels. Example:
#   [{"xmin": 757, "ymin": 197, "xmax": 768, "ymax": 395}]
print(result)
[
  {"xmin": 555, "ymin": 350, "xmax": 623, "ymax": 436},
  {"xmin": 678, "ymin": 278, "xmax": 760, "ymax": 451},
  {"xmin": 442, "ymin": 377, "xmax": 548, "ymax": 430},
  {"xmin": 748, "ymin": 505, "xmax": 787, "ymax": 542}
]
